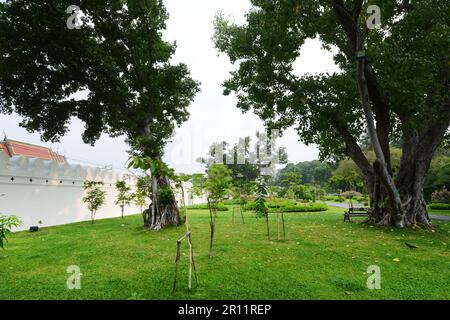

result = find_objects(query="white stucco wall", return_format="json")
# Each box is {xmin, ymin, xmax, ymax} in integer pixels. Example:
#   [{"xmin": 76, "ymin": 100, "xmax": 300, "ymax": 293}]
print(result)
[{"xmin": 0, "ymin": 153, "xmax": 142, "ymax": 231}]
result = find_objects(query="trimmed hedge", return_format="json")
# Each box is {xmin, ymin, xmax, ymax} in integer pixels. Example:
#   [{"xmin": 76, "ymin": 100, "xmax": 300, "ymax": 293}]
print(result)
[
  {"xmin": 429, "ymin": 203, "xmax": 450, "ymax": 210},
  {"xmin": 324, "ymin": 195, "xmax": 345, "ymax": 203},
  {"xmin": 273, "ymin": 203, "xmax": 328, "ymax": 213},
  {"xmin": 187, "ymin": 203, "xmax": 229, "ymax": 211},
  {"xmin": 266, "ymin": 199, "xmax": 297, "ymax": 208},
  {"xmin": 243, "ymin": 201, "xmax": 328, "ymax": 213},
  {"xmin": 223, "ymin": 199, "xmax": 244, "ymax": 205}
]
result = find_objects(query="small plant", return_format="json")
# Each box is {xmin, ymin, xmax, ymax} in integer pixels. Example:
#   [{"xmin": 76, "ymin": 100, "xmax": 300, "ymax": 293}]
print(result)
[
  {"xmin": 133, "ymin": 189, "xmax": 146, "ymax": 215},
  {"xmin": 205, "ymin": 164, "xmax": 232, "ymax": 257},
  {"xmin": 135, "ymin": 175, "xmax": 152, "ymax": 225},
  {"xmin": 82, "ymin": 181, "xmax": 106, "ymax": 224},
  {"xmin": 255, "ymin": 177, "xmax": 270, "ymax": 240},
  {"xmin": 115, "ymin": 180, "xmax": 132, "ymax": 219},
  {"xmin": 0, "ymin": 214, "xmax": 22, "ymax": 249}
]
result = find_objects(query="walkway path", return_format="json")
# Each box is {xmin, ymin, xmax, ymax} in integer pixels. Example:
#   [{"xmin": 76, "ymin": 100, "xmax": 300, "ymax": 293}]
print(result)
[{"xmin": 324, "ymin": 201, "xmax": 450, "ymax": 221}]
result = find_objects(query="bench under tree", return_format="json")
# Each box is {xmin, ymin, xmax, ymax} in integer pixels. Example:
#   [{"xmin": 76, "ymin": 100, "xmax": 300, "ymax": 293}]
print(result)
[{"xmin": 343, "ymin": 207, "xmax": 369, "ymax": 222}]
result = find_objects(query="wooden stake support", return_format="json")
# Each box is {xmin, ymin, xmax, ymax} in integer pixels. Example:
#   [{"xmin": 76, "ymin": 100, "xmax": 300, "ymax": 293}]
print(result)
[
  {"xmin": 275, "ymin": 212, "xmax": 286, "ymax": 241},
  {"xmin": 232, "ymin": 205, "xmax": 245, "ymax": 224},
  {"xmin": 172, "ymin": 231, "xmax": 199, "ymax": 293}
]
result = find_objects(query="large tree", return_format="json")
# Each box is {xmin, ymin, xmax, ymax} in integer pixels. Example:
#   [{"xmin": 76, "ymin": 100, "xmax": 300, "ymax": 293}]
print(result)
[
  {"xmin": 214, "ymin": 0, "xmax": 450, "ymax": 228},
  {"xmin": 0, "ymin": 0, "xmax": 200, "ymax": 228}
]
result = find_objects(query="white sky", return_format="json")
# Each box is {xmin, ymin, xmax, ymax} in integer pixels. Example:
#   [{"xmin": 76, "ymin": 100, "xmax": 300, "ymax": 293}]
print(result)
[{"xmin": 0, "ymin": 0, "xmax": 339, "ymax": 173}]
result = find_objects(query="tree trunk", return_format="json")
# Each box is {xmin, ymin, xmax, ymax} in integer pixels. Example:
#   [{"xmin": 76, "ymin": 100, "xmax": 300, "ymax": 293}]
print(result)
[
  {"xmin": 353, "ymin": 31, "xmax": 413, "ymax": 227},
  {"xmin": 148, "ymin": 174, "xmax": 180, "ymax": 230},
  {"xmin": 209, "ymin": 210, "xmax": 216, "ymax": 258},
  {"xmin": 121, "ymin": 204, "xmax": 124, "ymax": 219},
  {"xmin": 360, "ymin": 154, "xmax": 433, "ymax": 228},
  {"xmin": 330, "ymin": 0, "xmax": 450, "ymax": 229},
  {"xmin": 180, "ymin": 184, "xmax": 189, "ymax": 231}
]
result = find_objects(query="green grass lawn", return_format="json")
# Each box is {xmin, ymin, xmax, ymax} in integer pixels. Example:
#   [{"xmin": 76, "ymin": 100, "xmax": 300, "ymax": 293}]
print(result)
[{"xmin": 1, "ymin": 207, "xmax": 449, "ymax": 300}]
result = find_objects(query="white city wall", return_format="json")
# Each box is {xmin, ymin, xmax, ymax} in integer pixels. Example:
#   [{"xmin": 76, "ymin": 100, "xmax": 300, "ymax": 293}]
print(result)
[{"xmin": 0, "ymin": 152, "xmax": 142, "ymax": 231}]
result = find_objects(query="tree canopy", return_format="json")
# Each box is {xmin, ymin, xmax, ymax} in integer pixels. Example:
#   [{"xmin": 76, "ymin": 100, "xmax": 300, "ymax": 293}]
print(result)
[
  {"xmin": 214, "ymin": 0, "xmax": 450, "ymax": 227},
  {"xmin": 0, "ymin": 0, "xmax": 200, "ymax": 158},
  {"xmin": 214, "ymin": 0, "xmax": 449, "ymax": 161},
  {"xmin": 199, "ymin": 132, "xmax": 288, "ymax": 186},
  {"xmin": 274, "ymin": 161, "xmax": 333, "ymax": 187}
]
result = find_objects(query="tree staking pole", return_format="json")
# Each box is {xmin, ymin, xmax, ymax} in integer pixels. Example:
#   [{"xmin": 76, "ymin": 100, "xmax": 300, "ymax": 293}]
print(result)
[
  {"xmin": 172, "ymin": 231, "xmax": 199, "ymax": 293},
  {"xmin": 232, "ymin": 205, "xmax": 245, "ymax": 224},
  {"xmin": 172, "ymin": 176, "xmax": 199, "ymax": 293},
  {"xmin": 276, "ymin": 212, "xmax": 286, "ymax": 241}
]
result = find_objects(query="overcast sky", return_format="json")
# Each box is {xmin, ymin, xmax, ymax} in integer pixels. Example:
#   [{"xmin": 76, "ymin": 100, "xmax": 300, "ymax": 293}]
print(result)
[{"xmin": 0, "ymin": 0, "xmax": 339, "ymax": 173}]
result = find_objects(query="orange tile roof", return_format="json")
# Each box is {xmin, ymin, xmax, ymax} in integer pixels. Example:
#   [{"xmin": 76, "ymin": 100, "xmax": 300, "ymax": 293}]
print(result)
[
  {"xmin": 0, "ymin": 143, "xmax": 10, "ymax": 156},
  {"xmin": 0, "ymin": 139, "xmax": 66, "ymax": 163}
]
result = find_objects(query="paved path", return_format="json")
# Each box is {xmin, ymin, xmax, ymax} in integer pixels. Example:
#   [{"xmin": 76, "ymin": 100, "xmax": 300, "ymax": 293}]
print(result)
[
  {"xmin": 325, "ymin": 202, "xmax": 450, "ymax": 221},
  {"xmin": 429, "ymin": 215, "xmax": 450, "ymax": 221},
  {"xmin": 324, "ymin": 201, "xmax": 363, "ymax": 209}
]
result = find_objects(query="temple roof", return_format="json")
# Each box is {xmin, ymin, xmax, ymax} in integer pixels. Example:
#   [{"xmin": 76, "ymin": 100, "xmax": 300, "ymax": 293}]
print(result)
[{"xmin": 0, "ymin": 139, "xmax": 66, "ymax": 163}]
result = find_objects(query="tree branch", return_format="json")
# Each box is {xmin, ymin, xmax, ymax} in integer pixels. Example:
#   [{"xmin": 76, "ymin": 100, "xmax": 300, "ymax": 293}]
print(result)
[
  {"xmin": 334, "ymin": 125, "xmax": 374, "ymax": 179},
  {"xmin": 330, "ymin": 1, "xmax": 392, "ymax": 170}
]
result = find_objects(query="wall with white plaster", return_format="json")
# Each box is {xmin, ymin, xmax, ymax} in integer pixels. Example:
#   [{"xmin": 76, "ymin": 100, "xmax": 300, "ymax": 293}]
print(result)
[{"xmin": 0, "ymin": 153, "xmax": 141, "ymax": 231}]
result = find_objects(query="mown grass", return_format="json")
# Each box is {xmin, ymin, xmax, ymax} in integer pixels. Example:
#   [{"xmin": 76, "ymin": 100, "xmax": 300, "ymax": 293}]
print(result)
[{"xmin": 0, "ymin": 207, "xmax": 449, "ymax": 300}]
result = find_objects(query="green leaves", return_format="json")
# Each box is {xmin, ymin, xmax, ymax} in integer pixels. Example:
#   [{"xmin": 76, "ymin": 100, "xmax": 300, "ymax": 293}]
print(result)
[
  {"xmin": 214, "ymin": 0, "xmax": 450, "ymax": 163},
  {"xmin": 255, "ymin": 177, "xmax": 268, "ymax": 218},
  {"xmin": 0, "ymin": 0, "xmax": 200, "ymax": 157},
  {"xmin": 82, "ymin": 180, "xmax": 106, "ymax": 215},
  {"xmin": 205, "ymin": 164, "xmax": 232, "ymax": 202},
  {"xmin": 0, "ymin": 215, "xmax": 22, "ymax": 249},
  {"xmin": 115, "ymin": 180, "xmax": 132, "ymax": 207},
  {"xmin": 128, "ymin": 156, "xmax": 174, "ymax": 178}
]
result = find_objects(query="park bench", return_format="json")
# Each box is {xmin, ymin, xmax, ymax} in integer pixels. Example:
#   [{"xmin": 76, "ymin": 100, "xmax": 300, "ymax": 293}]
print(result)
[{"xmin": 343, "ymin": 207, "xmax": 369, "ymax": 222}]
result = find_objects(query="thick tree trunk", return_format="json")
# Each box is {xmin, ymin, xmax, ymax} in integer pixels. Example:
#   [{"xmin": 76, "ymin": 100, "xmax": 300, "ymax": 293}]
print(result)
[
  {"xmin": 361, "ymin": 155, "xmax": 432, "ymax": 228},
  {"xmin": 147, "ymin": 175, "xmax": 180, "ymax": 230}
]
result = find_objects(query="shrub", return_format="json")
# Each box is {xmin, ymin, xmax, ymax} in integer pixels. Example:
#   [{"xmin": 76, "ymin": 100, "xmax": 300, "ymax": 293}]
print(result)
[
  {"xmin": 157, "ymin": 187, "xmax": 175, "ymax": 207},
  {"xmin": 431, "ymin": 187, "xmax": 450, "ymax": 204},
  {"xmin": 354, "ymin": 195, "xmax": 369, "ymax": 203},
  {"xmin": 266, "ymin": 199, "xmax": 296, "ymax": 208},
  {"xmin": 244, "ymin": 200, "xmax": 328, "ymax": 213},
  {"xmin": 243, "ymin": 201, "xmax": 257, "ymax": 211},
  {"xmin": 275, "ymin": 203, "xmax": 328, "ymax": 213},
  {"xmin": 429, "ymin": 203, "xmax": 450, "ymax": 210},
  {"xmin": 187, "ymin": 203, "xmax": 229, "ymax": 211},
  {"xmin": 324, "ymin": 195, "xmax": 345, "ymax": 203},
  {"xmin": 223, "ymin": 199, "xmax": 246, "ymax": 205},
  {"xmin": 0, "ymin": 215, "xmax": 22, "ymax": 249}
]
